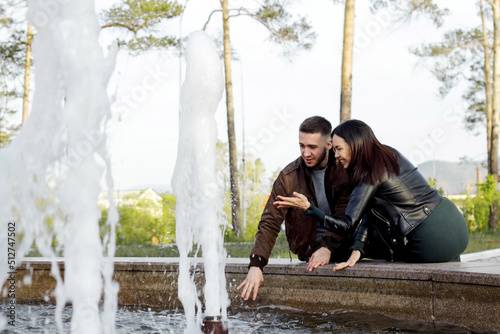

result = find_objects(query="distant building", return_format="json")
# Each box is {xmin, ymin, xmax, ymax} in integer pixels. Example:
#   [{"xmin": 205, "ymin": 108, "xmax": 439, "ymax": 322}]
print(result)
[{"xmin": 98, "ymin": 188, "xmax": 163, "ymax": 216}]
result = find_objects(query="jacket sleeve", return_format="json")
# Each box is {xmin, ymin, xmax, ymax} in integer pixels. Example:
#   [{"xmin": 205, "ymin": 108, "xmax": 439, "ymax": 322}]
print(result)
[
  {"xmin": 302, "ymin": 203, "xmax": 348, "ymax": 253},
  {"xmin": 249, "ymin": 174, "xmax": 288, "ymax": 270},
  {"xmin": 320, "ymin": 182, "xmax": 379, "ymax": 235},
  {"xmin": 349, "ymin": 216, "xmax": 372, "ymax": 255},
  {"xmin": 353, "ymin": 215, "xmax": 371, "ymax": 243}
]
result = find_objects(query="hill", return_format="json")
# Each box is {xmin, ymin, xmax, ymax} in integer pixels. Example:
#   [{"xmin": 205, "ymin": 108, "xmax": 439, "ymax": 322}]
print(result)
[
  {"xmin": 122, "ymin": 161, "xmax": 487, "ymax": 196},
  {"xmin": 417, "ymin": 160, "xmax": 486, "ymax": 195}
]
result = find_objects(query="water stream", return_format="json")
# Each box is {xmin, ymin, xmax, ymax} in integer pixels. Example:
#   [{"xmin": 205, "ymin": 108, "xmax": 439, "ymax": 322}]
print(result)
[
  {"xmin": 0, "ymin": 0, "xmax": 118, "ymax": 332},
  {"xmin": 171, "ymin": 31, "xmax": 229, "ymax": 333}
]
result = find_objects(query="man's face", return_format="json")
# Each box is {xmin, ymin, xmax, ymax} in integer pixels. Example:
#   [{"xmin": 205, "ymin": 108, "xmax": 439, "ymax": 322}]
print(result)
[{"xmin": 299, "ymin": 132, "xmax": 332, "ymax": 170}]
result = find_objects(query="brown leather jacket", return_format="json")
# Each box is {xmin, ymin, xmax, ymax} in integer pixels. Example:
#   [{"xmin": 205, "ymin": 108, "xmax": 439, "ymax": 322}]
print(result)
[{"xmin": 249, "ymin": 153, "xmax": 351, "ymax": 270}]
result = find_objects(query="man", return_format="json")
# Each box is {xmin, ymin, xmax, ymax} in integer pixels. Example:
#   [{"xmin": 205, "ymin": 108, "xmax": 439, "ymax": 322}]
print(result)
[{"xmin": 237, "ymin": 116, "xmax": 352, "ymax": 301}]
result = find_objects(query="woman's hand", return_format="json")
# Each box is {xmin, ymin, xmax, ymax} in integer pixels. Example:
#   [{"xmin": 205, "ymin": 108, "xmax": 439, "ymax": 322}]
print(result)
[
  {"xmin": 333, "ymin": 250, "xmax": 361, "ymax": 271},
  {"xmin": 307, "ymin": 247, "xmax": 331, "ymax": 272},
  {"xmin": 273, "ymin": 192, "xmax": 311, "ymax": 211}
]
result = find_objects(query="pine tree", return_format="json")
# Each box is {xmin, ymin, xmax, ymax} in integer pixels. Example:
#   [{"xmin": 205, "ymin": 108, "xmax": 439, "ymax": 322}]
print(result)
[
  {"xmin": 204, "ymin": 0, "xmax": 316, "ymax": 238},
  {"xmin": 100, "ymin": 0, "xmax": 183, "ymax": 53},
  {"xmin": 411, "ymin": 0, "xmax": 499, "ymax": 231},
  {"xmin": 335, "ymin": 0, "xmax": 448, "ymax": 122}
]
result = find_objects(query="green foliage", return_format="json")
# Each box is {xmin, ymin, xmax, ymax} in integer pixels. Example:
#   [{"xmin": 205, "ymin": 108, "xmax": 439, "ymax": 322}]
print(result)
[
  {"xmin": 464, "ymin": 230, "xmax": 500, "ymax": 253},
  {"xmin": 426, "ymin": 178, "xmax": 444, "ymax": 195},
  {"xmin": 217, "ymin": 140, "xmax": 273, "ymax": 241},
  {"xmin": 254, "ymin": 0, "xmax": 316, "ymax": 52},
  {"xmin": 225, "ymin": 234, "xmax": 295, "ymax": 259},
  {"xmin": 0, "ymin": 1, "xmax": 26, "ymax": 146},
  {"xmin": 114, "ymin": 244, "xmax": 180, "ymax": 257},
  {"xmin": 225, "ymin": 155, "xmax": 271, "ymax": 242},
  {"xmin": 117, "ymin": 204, "xmax": 162, "ymax": 246},
  {"xmin": 239, "ymin": 158, "xmax": 269, "ymax": 241},
  {"xmin": 160, "ymin": 192, "xmax": 177, "ymax": 243},
  {"xmin": 478, "ymin": 174, "xmax": 499, "ymax": 204},
  {"xmin": 99, "ymin": 191, "xmax": 177, "ymax": 246},
  {"xmin": 370, "ymin": 0, "xmax": 449, "ymax": 27},
  {"xmin": 100, "ymin": 0, "xmax": 183, "ymax": 54},
  {"xmin": 453, "ymin": 174, "xmax": 499, "ymax": 233}
]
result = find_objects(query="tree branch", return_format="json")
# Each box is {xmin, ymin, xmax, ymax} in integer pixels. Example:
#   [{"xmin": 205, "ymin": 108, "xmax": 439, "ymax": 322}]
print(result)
[
  {"xmin": 232, "ymin": 7, "xmax": 287, "ymax": 41},
  {"xmin": 203, "ymin": 9, "xmax": 222, "ymax": 30},
  {"xmin": 227, "ymin": 13, "xmax": 251, "ymax": 19},
  {"xmin": 101, "ymin": 22, "xmax": 138, "ymax": 34},
  {"xmin": 441, "ymin": 42, "xmax": 484, "ymax": 54}
]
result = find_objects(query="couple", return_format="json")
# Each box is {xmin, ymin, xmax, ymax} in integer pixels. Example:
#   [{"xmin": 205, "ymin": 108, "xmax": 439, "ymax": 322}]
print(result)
[{"xmin": 238, "ymin": 116, "xmax": 469, "ymax": 301}]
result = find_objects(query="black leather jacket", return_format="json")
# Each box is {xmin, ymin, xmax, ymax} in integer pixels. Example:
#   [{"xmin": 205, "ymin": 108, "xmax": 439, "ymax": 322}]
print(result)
[{"xmin": 321, "ymin": 149, "xmax": 443, "ymax": 244}]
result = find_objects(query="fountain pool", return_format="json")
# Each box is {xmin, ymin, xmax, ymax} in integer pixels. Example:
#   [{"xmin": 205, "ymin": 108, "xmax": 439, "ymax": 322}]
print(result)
[
  {"xmin": 6, "ymin": 257, "xmax": 500, "ymax": 333},
  {"xmin": 2, "ymin": 0, "xmax": 500, "ymax": 333},
  {"xmin": 4, "ymin": 303, "xmax": 479, "ymax": 334}
]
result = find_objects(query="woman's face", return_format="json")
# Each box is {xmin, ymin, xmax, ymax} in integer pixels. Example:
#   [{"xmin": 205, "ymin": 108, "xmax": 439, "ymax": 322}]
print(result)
[{"xmin": 332, "ymin": 134, "xmax": 352, "ymax": 169}]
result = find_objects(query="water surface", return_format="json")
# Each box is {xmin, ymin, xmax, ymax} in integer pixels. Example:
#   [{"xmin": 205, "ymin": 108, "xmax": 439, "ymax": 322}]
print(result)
[{"xmin": 1, "ymin": 304, "xmax": 480, "ymax": 334}]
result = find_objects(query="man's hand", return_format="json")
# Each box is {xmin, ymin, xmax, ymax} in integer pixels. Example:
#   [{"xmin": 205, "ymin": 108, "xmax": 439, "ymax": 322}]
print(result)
[
  {"xmin": 237, "ymin": 266, "xmax": 264, "ymax": 301},
  {"xmin": 306, "ymin": 246, "xmax": 331, "ymax": 272},
  {"xmin": 333, "ymin": 250, "xmax": 361, "ymax": 271}
]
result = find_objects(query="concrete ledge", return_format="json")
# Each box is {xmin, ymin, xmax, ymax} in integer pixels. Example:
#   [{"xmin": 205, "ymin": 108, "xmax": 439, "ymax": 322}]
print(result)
[{"xmin": 8, "ymin": 256, "xmax": 500, "ymax": 333}]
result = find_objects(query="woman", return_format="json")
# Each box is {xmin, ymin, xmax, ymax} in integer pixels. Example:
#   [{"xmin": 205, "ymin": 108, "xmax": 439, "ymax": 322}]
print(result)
[{"xmin": 274, "ymin": 119, "xmax": 469, "ymax": 271}]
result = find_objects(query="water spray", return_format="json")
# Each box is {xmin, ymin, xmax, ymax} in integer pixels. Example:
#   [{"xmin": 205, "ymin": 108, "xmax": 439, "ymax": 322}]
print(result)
[{"xmin": 172, "ymin": 30, "xmax": 229, "ymax": 334}]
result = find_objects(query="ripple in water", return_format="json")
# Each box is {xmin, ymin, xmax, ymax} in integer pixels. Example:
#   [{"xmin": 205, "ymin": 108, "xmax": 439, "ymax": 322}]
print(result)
[{"xmin": 0, "ymin": 304, "xmax": 480, "ymax": 334}]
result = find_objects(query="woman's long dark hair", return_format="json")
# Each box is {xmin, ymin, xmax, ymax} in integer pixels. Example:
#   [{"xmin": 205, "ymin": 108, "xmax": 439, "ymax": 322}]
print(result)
[{"xmin": 332, "ymin": 119, "xmax": 399, "ymax": 185}]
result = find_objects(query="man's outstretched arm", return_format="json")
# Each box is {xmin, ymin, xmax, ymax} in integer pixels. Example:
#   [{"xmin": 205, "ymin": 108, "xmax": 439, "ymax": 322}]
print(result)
[{"xmin": 237, "ymin": 266, "xmax": 264, "ymax": 300}]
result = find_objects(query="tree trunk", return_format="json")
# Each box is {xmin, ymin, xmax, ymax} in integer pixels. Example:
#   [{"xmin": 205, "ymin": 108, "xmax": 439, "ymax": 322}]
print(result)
[
  {"xmin": 480, "ymin": 0, "xmax": 493, "ymax": 169},
  {"xmin": 22, "ymin": 23, "xmax": 34, "ymax": 124},
  {"xmin": 489, "ymin": 0, "xmax": 500, "ymax": 232},
  {"xmin": 339, "ymin": 0, "xmax": 355, "ymax": 123},
  {"xmin": 221, "ymin": 0, "xmax": 242, "ymax": 238}
]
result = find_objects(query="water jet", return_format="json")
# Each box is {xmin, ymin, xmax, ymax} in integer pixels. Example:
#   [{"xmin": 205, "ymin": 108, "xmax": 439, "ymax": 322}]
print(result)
[
  {"xmin": 172, "ymin": 30, "xmax": 229, "ymax": 333},
  {"xmin": 0, "ymin": 0, "xmax": 118, "ymax": 332},
  {"xmin": 2, "ymin": 1, "xmax": 500, "ymax": 334}
]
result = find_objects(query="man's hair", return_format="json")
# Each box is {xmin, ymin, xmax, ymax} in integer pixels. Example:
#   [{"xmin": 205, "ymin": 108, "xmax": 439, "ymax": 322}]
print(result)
[{"xmin": 299, "ymin": 116, "xmax": 332, "ymax": 138}]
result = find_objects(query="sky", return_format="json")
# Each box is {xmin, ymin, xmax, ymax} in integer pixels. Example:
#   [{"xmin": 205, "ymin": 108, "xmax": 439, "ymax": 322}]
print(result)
[{"xmin": 93, "ymin": 0, "xmax": 485, "ymax": 192}]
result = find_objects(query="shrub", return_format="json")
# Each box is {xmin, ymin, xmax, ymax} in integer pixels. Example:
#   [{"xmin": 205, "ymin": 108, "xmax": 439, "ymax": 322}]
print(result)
[{"xmin": 453, "ymin": 174, "xmax": 499, "ymax": 233}]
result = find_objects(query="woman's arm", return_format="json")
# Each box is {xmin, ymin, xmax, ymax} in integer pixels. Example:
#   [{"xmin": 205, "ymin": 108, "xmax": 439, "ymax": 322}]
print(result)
[
  {"xmin": 274, "ymin": 182, "xmax": 379, "ymax": 236},
  {"xmin": 321, "ymin": 182, "xmax": 379, "ymax": 234}
]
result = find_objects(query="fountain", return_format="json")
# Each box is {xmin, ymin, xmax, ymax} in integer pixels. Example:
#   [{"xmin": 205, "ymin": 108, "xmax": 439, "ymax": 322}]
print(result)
[
  {"xmin": 0, "ymin": 0, "xmax": 118, "ymax": 332},
  {"xmin": 2, "ymin": 1, "xmax": 500, "ymax": 333},
  {"xmin": 171, "ymin": 31, "xmax": 229, "ymax": 334},
  {"xmin": 1, "ymin": 0, "xmax": 229, "ymax": 330}
]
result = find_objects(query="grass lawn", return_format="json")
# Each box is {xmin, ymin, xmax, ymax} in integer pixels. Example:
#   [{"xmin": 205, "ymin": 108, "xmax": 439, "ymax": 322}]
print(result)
[
  {"xmin": 464, "ymin": 231, "xmax": 500, "ymax": 253},
  {"xmin": 25, "ymin": 231, "xmax": 500, "ymax": 258}
]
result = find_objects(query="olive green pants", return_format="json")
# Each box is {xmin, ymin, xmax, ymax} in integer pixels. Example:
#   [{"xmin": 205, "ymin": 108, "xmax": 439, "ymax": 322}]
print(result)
[{"xmin": 404, "ymin": 197, "xmax": 469, "ymax": 263}]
